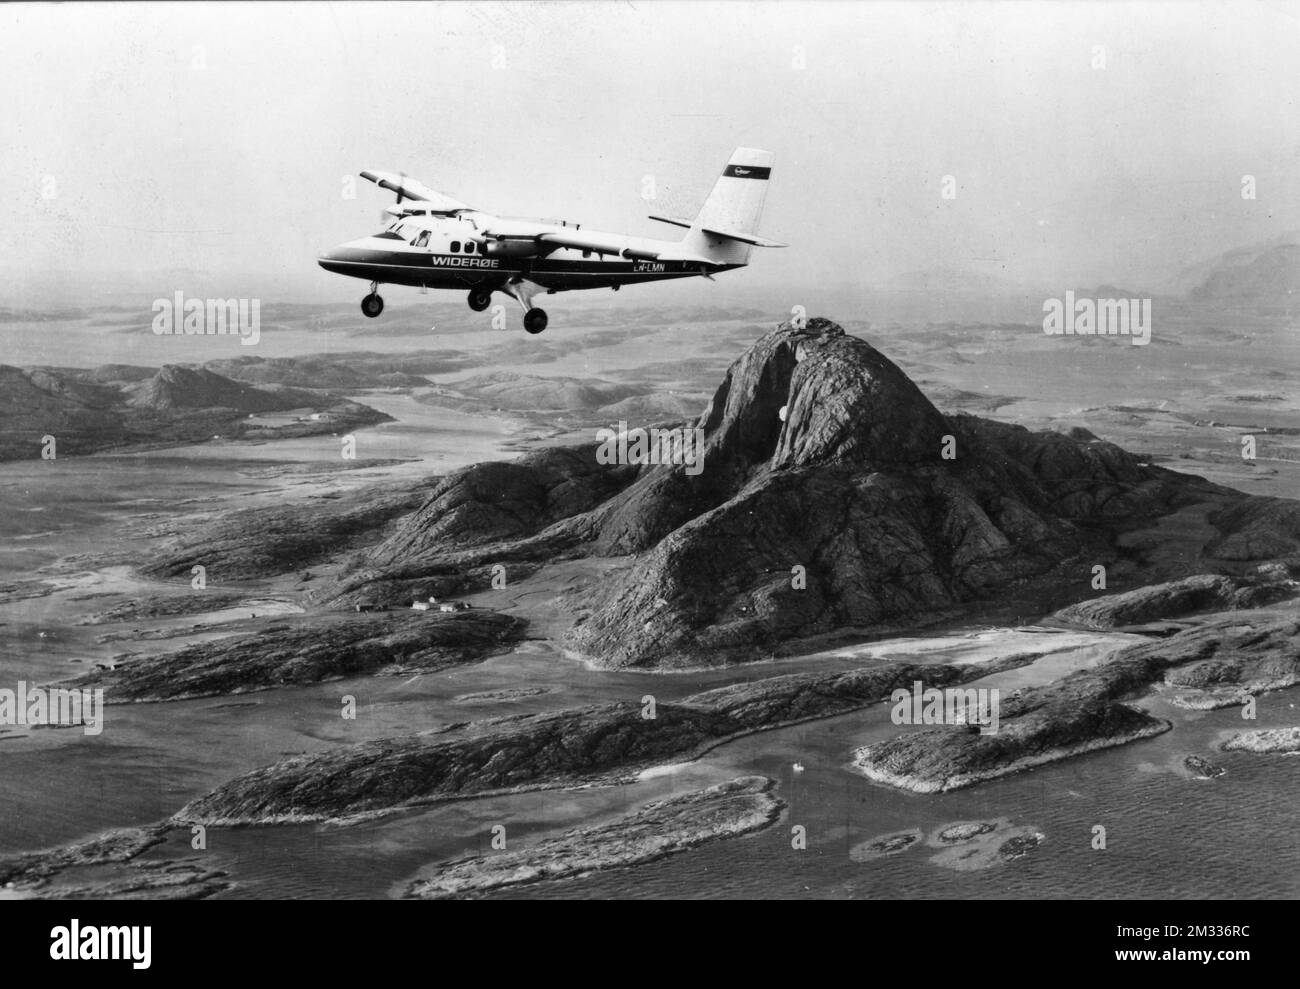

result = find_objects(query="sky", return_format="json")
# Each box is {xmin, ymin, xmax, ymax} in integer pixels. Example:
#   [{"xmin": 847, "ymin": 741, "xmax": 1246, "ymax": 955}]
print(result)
[{"xmin": 1, "ymin": 0, "xmax": 1297, "ymax": 306}]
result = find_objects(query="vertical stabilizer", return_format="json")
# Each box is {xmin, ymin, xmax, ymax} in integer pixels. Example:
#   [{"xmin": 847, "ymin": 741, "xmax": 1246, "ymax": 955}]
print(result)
[{"xmin": 682, "ymin": 148, "xmax": 775, "ymax": 264}]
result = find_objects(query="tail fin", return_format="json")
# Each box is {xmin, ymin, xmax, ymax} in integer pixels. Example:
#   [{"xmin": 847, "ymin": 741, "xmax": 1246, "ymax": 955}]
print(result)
[{"xmin": 681, "ymin": 148, "xmax": 781, "ymax": 265}]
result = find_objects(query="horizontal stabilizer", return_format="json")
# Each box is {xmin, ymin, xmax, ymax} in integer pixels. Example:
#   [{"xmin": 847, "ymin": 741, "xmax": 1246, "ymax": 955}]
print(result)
[
  {"xmin": 651, "ymin": 214, "xmax": 784, "ymax": 247},
  {"xmin": 700, "ymin": 227, "xmax": 787, "ymax": 248}
]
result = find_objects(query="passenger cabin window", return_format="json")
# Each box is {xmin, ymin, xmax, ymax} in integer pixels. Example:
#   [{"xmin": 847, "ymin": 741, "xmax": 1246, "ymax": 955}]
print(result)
[
  {"xmin": 450, "ymin": 241, "xmax": 461, "ymax": 252},
  {"xmin": 464, "ymin": 241, "xmax": 475, "ymax": 254}
]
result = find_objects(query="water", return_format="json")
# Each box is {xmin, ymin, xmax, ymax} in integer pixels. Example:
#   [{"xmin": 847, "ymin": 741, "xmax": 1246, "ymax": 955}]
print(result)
[
  {"xmin": 533, "ymin": 691, "xmax": 1300, "ymax": 900},
  {"xmin": 4, "ymin": 619, "xmax": 1297, "ymax": 898}
]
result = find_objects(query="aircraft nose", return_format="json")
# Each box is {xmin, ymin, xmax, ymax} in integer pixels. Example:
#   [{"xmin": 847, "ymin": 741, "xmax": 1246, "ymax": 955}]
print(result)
[{"xmin": 318, "ymin": 245, "xmax": 346, "ymax": 274}]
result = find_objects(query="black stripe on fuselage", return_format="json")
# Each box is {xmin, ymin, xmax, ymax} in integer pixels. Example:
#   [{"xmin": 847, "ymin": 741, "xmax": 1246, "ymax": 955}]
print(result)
[{"xmin": 318, "ymin": 251, "xmax": 738, "ymax": 290}]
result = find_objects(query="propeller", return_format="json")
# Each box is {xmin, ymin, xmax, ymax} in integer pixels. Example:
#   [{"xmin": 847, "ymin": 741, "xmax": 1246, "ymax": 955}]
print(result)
[{"xmin": 378, "ymin": 170, "xmax": 409, "ymax": 226}]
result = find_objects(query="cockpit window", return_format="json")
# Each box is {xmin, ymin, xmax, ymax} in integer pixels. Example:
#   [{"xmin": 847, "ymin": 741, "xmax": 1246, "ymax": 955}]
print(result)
[{"xmin": 413, "ymin": 231, "xmax": 430, "ymax": 248}]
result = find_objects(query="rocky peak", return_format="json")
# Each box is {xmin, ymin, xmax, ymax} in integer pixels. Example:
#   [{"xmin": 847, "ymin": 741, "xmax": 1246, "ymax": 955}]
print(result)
[{"xmin": 772, "ymin": 328, "xmax": 949, "ymax": 469}]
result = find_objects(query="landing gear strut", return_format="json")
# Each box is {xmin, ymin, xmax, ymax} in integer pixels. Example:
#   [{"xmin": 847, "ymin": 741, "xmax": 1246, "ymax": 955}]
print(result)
[
  {"xmin": 523, "ymin": 308, "xmax": 548, "ymax": 334},
  {"xmin": 467, "ymin": 287, "xmax": 493, "ymax": 312},
  {"xmin": 361, "ymin": 282, "xmax": 383, "ymax": 318},
  {"xmin": 501, "ymin": 276, "xmax": 549, "ymax": 334}
]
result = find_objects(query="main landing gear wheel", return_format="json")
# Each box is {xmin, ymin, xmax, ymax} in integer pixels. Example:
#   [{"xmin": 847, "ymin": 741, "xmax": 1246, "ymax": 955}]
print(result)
[
  {"xmin": 467, "ymin": 288, "xmax": 493, "ymax": 312},
  {"xmin": 361, "ymin": 292, "xmax": 384, "ymax": 318},
  {"xmin": 523, "ymin": 307, "xmax": 548, "ymax": 334}
]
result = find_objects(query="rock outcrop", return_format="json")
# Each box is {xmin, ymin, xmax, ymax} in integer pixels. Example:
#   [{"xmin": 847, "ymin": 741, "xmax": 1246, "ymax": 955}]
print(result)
[
  {"xmin": 854, "ymin": 614, "xmax": 1300, "ymax": 792},
  {"xmin": 406, "ymin": 776, "xmax": 782, "ymax": 899},
  {"xmin": 68, "ymin": 610, "xmax": 525, "ymax": 702},
  {"xmin": 1053, "ymin": 572, "xmax": 1298, "ymax": 629},
  {"xmin": 1222, "ymin": 727, "xmax": 1300, "ymax": 754},
  {"xmin": 175, "ymin": 654, "xmax": 1032, "ymax": 824}
]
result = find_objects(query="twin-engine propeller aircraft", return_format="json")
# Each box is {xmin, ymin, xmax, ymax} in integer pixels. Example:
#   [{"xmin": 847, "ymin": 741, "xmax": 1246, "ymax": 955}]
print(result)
[{"xmin": 318, "ymin": 148, "xmax": 783, "ymax": 333}]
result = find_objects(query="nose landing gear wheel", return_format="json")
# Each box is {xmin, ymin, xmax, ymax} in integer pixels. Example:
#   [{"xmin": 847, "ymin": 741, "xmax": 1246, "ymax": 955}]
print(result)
[
  {"xmin": 467, "ymin": 288, "xmax": 493, "ymax": 312},
  {"xmin": 361, "ymin": 293, "xmax": 384, "ymax": 318},
  {"xmin": 523, "ymin": 307, "xmax": 548, "ymax": 334}
]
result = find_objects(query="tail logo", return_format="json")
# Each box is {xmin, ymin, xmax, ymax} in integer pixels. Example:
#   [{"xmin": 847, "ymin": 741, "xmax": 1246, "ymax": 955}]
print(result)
[{"xmin": 723, "ymin": 164, "xmax": 771, "ymax": 180}]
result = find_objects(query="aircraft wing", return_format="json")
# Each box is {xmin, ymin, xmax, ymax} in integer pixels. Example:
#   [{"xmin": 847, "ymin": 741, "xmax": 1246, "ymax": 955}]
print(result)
[
  {"xmin": 478, "ymin": 220, "xmax": 624, "ymax": 257},
  {"xmin": 360, "ymin": 170, "xmax": 473, "ymax": 214},
  {"xmin": 479, "ymin": 219, "xmax": 718, "ymax": 265}
]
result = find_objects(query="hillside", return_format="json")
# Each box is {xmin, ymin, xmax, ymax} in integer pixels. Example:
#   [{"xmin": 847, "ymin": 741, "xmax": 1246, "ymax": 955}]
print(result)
[
  {"xmin": 0, "ymin": 362, "xmax": 391, "ymax": 462},
  {"xmin": 1168, "ymin": 235, "xmax": 1300, "ymax": 310},
  {"xmin": 127, "ymin": 364, "xmax": 323, "ymax": 412}
]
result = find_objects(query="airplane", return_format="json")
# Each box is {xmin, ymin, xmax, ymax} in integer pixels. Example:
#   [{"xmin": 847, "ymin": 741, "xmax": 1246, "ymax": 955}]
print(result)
[{"xmin": 317, "ymin": 148, "xmax": 784, "ymax": 333}]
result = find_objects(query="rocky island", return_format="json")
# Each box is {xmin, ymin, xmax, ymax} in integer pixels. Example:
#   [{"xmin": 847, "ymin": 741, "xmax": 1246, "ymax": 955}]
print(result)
[
  {"xmin": 1222, "ymin": 727, "xmax": 1300, "ymax": 754},
  {"xmin": 405, "ymin": 776, "xmax": 783, "ymax": 899},
  {"xmin": 68, "ymin": 609, "xmax": 526, "ymax": 702}
]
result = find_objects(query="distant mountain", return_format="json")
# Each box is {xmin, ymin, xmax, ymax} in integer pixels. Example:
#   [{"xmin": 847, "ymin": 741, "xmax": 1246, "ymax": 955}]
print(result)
[
  {"xmin": 1078, "ymin": 285, "xmax": 1147, "ymax": 299},
  {"xmin": 1187, "ymin": 243, "xmax": 1300, "ymax": 309},
  {"xmin": 0, "ymin": 363, "xmax": 389, "ymax": 462},
  {"xmin": 206, "ymin": 352, "xmax": 475, "ymax": 388},
  {"xmin": 450, "ymin": 372, "xmax": 649, "ymax": 411},
  {"xmin": 1169, "ymin": 234, "xmax": 1300, "ymax": 309},
  {"xmin": 204, "ymin": 355, "xmax": 379, "ymax": 390},
  {"xmin": 128, "ymin": 365, "xmax": 321, "ymax": 412},
  {"xmin": 0, "ymin": 365, "xmax": 124, "ymax": 448}
]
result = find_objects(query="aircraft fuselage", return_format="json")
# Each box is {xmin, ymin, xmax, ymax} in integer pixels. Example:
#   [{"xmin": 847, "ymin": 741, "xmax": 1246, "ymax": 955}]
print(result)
[{"xmin": 318, "ymin": 226, "xmax": 739, "ymax": 295}]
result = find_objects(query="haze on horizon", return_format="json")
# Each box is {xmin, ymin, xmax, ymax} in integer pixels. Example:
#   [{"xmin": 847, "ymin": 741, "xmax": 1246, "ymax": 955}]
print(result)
[{"xmin": 1, "ymin": 0, "xmax": 1296, "ymax": 309}]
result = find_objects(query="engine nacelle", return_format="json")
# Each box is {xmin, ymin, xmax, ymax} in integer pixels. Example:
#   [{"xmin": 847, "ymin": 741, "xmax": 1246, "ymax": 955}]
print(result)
[
  {"xmin": 620, "ymin": 247, "xmax": 662, "ymax": 262},
  {"xmin": 482, "ymin": 239, "xmax": 539, "ymax": 259}
]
